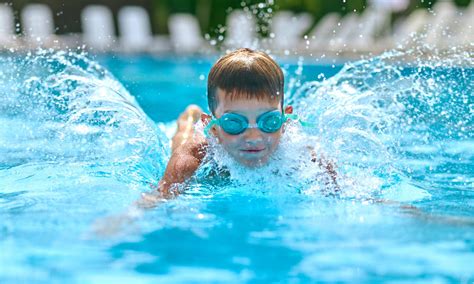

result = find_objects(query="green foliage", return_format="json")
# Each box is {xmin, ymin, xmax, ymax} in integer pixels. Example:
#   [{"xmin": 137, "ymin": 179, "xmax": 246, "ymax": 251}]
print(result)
[
  {"xmin": 150, "ymin": 0, "xmax": 374, "ymax": 36},
  {"xmin": 6, "ymin": 0, "xmax": 471, "ymax": 36}
]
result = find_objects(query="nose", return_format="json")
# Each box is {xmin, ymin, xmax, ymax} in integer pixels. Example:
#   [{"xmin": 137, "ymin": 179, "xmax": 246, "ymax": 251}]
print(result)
[{"xmin": 243, "ymin": 127, "xmax": 264, "ymax": 144}]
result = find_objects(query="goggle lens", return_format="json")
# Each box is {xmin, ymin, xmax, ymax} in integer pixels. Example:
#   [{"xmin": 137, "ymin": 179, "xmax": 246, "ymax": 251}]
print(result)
[
  {"xmin": 218, "ymin": 110, "xmax": 283, "ymax": 135},
  {"xmin": 220, "ymin": 115, "xmax": 247, "ymax": 135},
  {"xmin": 258, "ymin": 111, "xmax": 284, "ymax": 133}
]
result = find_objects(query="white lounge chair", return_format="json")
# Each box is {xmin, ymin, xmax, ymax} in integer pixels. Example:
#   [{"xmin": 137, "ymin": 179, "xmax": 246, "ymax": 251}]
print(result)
[
  {"xmin": 305, "ymin": 13, "xmax": 341, "ymax": 52},
  {"xmin": 21, "ymin": 4, "xmax": 55, "ymax": 47},
  {"xmin": 0, "ymin": 4, "xmax": 17, "ymax": 49},
  {"xmin": 388, "ymin": 9, "xmax": 430, "ymax": 49},
  {"xmin": 328, "ymin": 12, "xmax": 360, "ymax": 51},
  {"xmin": 270, "ymin": 11, "xmax": 313, "ymax": 52},
  {"xmin": 81, "ymin": 5, "xmax": 116, "ymax": 51},
  {"xmin": 168, "ymin": 13, "xmax": 205, "ymax": 53},
  {"xmin": 351, "ymin": 7, "xmax": 392, "ymax": 52},
  {"xmin": 118, "ymin": 6, "xmax": 152, "ymax": 51},
  {"xmin": 224, "ymin": 10, "xmax": 257, "ymax": 49},
  {"xmin": 425, "ymin": 1, "xmax": 460, "ymax": 48},
  {"xmin": 368, "ymin": 0, "xmax": 410, "ymax": 12},
  {"xmin": 117, "ymin": 6, "xmax": 171, "ymax": 53},
  {"xmin": 455, "ymin": 4, "xmax": 474, "ymax": 46}
]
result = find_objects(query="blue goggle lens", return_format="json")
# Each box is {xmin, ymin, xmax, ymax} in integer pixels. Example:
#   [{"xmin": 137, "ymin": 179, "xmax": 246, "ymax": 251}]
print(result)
[
  {"xmin": 258, "ymin": 111, "xmax": 284, "ymax": 133},
  {"xmin": 220, "ymin": 115, "xmax": 247, "ymax": 135},
  {"xmin": 218, "ymin": 110, "xmax": 283, "ymax": 135}
]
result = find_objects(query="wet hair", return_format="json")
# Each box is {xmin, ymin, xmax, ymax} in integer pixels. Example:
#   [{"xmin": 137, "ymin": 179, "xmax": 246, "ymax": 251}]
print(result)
[{"xmin": 207, "ymin": 48, "xmax": 284, "ymax": 115}]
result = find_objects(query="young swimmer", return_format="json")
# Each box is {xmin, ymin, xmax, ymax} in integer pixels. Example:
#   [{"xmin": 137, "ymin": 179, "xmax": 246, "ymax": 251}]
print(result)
[
  {"xmin": 96, "ymin": 48, "xmax": 474, "ymax": 236},
  {"xmin": 157, "ymin": 48, "xmax": 337, "ymax": 197}
]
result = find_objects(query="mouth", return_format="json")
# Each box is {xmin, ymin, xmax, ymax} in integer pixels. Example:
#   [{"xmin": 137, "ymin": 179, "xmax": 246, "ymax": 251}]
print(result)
[{"xmin": 240, "ymin": 148, "xmax": 265, "ymax": 154}]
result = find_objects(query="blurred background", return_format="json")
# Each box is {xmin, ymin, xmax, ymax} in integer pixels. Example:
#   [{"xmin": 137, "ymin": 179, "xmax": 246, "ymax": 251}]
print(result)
[{"xmin": 0, "ymin": 0, "xmax": 472, "ymax": 56}]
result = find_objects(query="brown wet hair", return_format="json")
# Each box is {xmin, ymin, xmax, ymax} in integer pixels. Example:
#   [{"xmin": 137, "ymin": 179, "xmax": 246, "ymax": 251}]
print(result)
[{"xmin": 207, "ymin": 48, "xmax": 284, "ymax": 115}]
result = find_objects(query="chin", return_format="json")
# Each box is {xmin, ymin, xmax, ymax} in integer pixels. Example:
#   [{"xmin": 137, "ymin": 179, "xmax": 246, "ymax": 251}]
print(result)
[{"xmin": 237, "ymin": 157, "xmax": 270, "ymax": 168}]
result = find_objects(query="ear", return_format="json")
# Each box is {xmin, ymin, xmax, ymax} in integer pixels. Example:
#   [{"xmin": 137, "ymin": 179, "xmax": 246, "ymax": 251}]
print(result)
[
  {"xmin": 201, "ymin": 113, "xmax": 219, "ymax": 138},
  {"xmin": 282, "ymin": 105, "xmax": 293, "ymax": 134},
  {"xmin": 201, "ymin": 113, "xmax": 211, "ymax": 125}
]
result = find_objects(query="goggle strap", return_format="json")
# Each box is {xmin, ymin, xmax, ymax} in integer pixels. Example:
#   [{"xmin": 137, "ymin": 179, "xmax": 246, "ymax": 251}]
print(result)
[
  {"xmin": 284, "ymin": 114, "xmax": 317, "ymax": 128},
  {"xmin": 300, "ymin": 120, "xmax": 317, "ymax": 128}
]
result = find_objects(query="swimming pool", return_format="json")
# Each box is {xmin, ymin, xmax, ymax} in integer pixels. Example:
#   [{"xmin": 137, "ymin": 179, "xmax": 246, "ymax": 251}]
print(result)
[{"xmin": 0, "ymin": 50, "xmax": 473, "ymax": 283}]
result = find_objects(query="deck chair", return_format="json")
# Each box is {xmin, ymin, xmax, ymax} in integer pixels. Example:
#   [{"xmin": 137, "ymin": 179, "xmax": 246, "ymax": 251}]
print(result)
[
  {"xmin": 0, "ymin": 4, "xmax": 17, "ymax": 48},
  {"xmin": 351, "ymin": 7, "xmax": 392, "ymax": 52},
  {"xmin": 224, "ymin": 10, "xmax": 257, "ymax": 49},
  {"xmin": 81, "ymin": 5, "xmax": 116, "ymax": 51},
  {"xmin": 118, "ymin": 6, "xmax": 171, "ymax": 53},
  {"xmin": 305, "ymin": 13, "xmax": 341, "ymax": 52},
  {"xmin": 387, "ymin": 9, "xmax": 430, "ymax": 49},
  {"xmin": 21, "ymin": 4, "xmax": 55, "ymax": 47},
  {"xmin": 455, "ymin": 4, "xmax": 474, "ymax": 46},
  {"xmin": 168, "ymin": 14, "xmax": 205, "ymax": 53},
  {"xmin": 118, "ymin": 6, "xmax": 152, "ymax": 51},
  {"xmin": 328, "ymin": 13, "xmax": 360, "ymax": 51},
  {"xmin": 270, "ymin": 11, "xmax": 313, "ymax": 52},
  {"xmin": 425, "ymin": 1, "xmax": 460, "ymax": 47}
]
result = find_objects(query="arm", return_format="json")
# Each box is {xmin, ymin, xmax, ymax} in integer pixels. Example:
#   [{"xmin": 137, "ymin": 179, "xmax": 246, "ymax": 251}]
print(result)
[
  {"xmin": 159, "ymin": 137, "xmax": 208, "ymax": 197},
  {"xmin": 134, "ymin": 136, "xmax": 207, "ymax": 209},
  {"xmin": 93, "ymin": 133, "xmax": 207, "ymax": 237},
  {"xmin": 93, "ymin": 107, "xmax": 207, "ymax": 236}
]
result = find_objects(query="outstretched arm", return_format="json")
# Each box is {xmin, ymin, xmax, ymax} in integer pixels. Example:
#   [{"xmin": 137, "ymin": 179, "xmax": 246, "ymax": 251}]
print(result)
[
  {"xmin": 92, "ymin": 106, "xmax": 207, "ymax": 236},
  {"xmin": 157, "ymin": 137, "xmax": 207, "ymax": 197},
  {"xmin": 158, "ymin": 105, "xmax": 207, "ymax": 197},
  {"xmin": 134, "ymin": 134, "xmax": 207, "ymax": 210}
]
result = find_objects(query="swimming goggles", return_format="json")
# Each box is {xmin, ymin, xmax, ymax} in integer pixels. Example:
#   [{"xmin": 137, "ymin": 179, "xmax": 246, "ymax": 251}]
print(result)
[{"xmin": 204, "ymin": 110, "xmax": 315, "ymax": 136}]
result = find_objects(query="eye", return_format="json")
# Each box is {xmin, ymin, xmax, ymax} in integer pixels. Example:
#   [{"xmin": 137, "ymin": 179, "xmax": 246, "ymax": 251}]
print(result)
[
  {"xmin": 260, "ymin": 114, "xmax": 283, "ymax": 132},
  {"xmin": 221, "ymin": 116, "xmax": 246, "ymax": 134}
]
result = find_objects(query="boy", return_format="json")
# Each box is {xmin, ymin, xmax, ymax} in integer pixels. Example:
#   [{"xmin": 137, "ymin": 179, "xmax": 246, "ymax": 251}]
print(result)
[
  {"xmin": 93, "ymin": 48, "xmax": 336, "ymax": 234},
  {"xmin": 157, "ymin": 48, "xmax": 337, "ymax": 198}
]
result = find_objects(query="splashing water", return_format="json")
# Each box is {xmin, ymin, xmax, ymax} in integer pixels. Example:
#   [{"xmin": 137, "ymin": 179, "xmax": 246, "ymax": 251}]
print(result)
[
  {"xmin": 194, "ymin": 49, "xmax": 472, "ymax": 201},
  {"xmin": 0, "ymin": 50, "xmax": 168, "ymax": 185},
  {"xmin": 1, "ymin": 48, "xmax": 473, "ymax": 282},
  {"xmin": 288, "ymin": 48, "xmax": 473, "ymax": 196},
  {"xmin": 1, "ymin": 49, "xmax": 471, "ymax": 202}
]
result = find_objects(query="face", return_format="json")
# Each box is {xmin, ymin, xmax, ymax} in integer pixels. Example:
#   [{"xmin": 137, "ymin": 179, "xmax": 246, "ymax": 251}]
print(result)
[{"xmin": 207, "ymin": 89, "xmax": 291, "ymax": 168}]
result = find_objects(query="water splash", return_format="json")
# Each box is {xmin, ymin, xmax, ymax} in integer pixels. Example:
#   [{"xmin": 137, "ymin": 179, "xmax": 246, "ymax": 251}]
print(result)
[
  {"xmin": 0, "ymin": 50, "xmax": 168, "ymax": 190},
  {"xmin": 194, "ymin": 48, "xmax": 473, "ymax": 201},
  {"xmin": 289, "ymin": 48, "xmax": 473, "ymax": 196},
  {"xmin": 1, "ymin": 48, "xmax": 472, "ymax": 202},
  {"xmin": 0, "ymin": 47, "xmax": 473, "ymax": 283}
]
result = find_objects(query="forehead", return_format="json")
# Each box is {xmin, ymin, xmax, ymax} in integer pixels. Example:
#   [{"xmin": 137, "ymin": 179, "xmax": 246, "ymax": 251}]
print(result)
[{"xmin": 215, "ymin": 88, "xmax": 281, "ymax": 112}]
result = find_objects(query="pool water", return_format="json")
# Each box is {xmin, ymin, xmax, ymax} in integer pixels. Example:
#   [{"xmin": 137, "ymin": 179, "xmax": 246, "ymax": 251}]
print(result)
[{"xmin": 0, "ymin": 50, "xmax": 473, "ymax": 283}]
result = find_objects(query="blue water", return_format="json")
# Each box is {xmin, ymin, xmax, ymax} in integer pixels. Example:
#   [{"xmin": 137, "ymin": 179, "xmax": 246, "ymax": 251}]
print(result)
[{"xmin": 0, "ymin": 50, "xmax": 473, "ymax": 283}]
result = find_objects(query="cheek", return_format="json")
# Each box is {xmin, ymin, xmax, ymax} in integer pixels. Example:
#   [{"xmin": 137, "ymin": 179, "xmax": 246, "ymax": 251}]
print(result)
[
  {"xmin": 217, "ymin": 130, "xmax": 241, "ymax": 147},
  {"xmin": 266, "ymin": 131, "xmax": 282, "ymax": 147}
]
